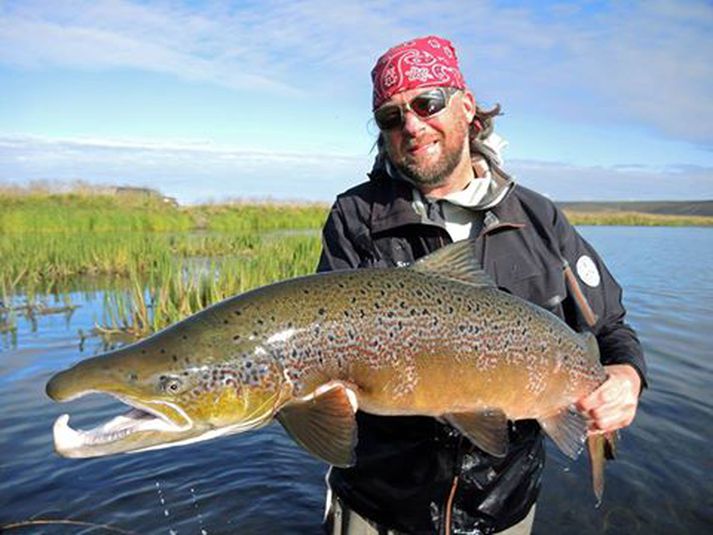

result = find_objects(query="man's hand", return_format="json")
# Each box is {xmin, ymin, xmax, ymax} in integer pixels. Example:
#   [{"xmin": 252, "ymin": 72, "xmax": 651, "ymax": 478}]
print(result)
[{"xmin": 576, "ymin": 364, "xmax": 642, "ymax": 434}]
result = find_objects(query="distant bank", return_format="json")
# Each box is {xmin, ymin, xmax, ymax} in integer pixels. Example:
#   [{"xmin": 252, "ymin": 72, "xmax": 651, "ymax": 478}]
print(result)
[
  {"xmin": 556, "ymin": 200, "xmax": 713, "ymax": 227},
  {"xmin": 557, "ymin": 200, "xmax": 713, "ymax": 217}
]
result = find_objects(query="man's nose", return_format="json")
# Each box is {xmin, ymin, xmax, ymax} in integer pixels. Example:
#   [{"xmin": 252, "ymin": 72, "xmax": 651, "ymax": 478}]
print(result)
[{"xmin": 401, "ymin": 110, "xmax": 428, "ymax": 136}]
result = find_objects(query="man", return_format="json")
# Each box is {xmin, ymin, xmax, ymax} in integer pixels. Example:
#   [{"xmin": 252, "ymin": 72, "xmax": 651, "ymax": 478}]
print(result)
[{"xmin": 317, "ymin": 36, "xmax": 645, "ymax": 534}]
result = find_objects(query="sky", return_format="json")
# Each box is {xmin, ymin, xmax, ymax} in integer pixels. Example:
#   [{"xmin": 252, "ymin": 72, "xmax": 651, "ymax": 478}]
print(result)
[{"xmin": 1, "ymin": 0, "xmax": 712, "ymax": 204}]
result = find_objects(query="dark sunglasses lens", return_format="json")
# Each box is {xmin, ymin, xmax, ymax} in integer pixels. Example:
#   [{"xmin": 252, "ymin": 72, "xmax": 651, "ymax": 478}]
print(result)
[
  {"xmin": 374, "ymin": 106, "xmax": 403, "ymax": 130},
  {"xmin": 411, "ymin": 92, "xmax": 447, "ymax": 118}
]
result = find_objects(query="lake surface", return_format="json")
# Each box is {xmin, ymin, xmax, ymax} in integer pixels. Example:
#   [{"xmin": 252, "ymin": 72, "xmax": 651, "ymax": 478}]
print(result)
[{"xmin": 1, "ymin": 227, "xmax": 711, "ymax": 534}]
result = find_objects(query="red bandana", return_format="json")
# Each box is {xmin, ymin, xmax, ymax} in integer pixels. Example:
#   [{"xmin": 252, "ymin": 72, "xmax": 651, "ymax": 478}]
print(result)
[{"xmin": 371, "ymin": 35, "xmax": 466, "ymax": 110}]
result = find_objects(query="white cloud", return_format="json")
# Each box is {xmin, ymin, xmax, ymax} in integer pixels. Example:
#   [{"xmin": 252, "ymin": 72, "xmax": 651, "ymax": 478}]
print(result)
[
  {"xmin": 0, "ymin": 0, "xmax": 711, "ymax": 144},
  {"xmin": 508, "ymin": 159, "xmax": 713, "ymax": 201},
  {"xmin": 0, "ymin": 134, "xmax": 372, "ymax": 203},
  {"xmin": 0, "ymin": 134, "xmax": 710, "ymax": 203}
]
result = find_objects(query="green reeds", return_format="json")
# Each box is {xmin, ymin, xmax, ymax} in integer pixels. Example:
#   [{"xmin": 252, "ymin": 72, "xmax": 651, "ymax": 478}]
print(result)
[
  {"xmin": 0, "ymin": 187, "xmax": 331, "ymax": 341},
  {"xmin": 194, "ymin": 202, "xmax": 329, "ymax": 232},
  {"xmin": 1, "ymin": 185, "xmax": 329, "ymax": 234},
  {"xmin": 98, "ymin": 234, "xmax": 322, "ymax": 339},
  {"xmin": 0, "ymin": 193, "xmax": 192, "ymax": 234},
  {"xmin": 3, "ymin": 184, "xmax": 712, "ymax": 344}
]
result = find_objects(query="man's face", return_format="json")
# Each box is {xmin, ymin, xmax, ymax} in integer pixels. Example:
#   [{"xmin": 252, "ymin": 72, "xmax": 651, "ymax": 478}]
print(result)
[{"xmin": 379, "ymin": 87, "xmax": 475, "ymax": 189}]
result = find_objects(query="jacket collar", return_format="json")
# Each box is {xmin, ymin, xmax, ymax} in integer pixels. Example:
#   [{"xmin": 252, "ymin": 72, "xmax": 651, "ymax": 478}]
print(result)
[{"xmin": 367, "ymin": 157, "xmax": 525, "ymax": 235}]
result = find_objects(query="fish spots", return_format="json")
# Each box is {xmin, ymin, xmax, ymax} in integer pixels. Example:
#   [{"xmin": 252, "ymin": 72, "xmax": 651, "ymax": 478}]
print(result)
[{"xmin": 526, "ymin": 367, "xmax": 547, "ymax": 396}]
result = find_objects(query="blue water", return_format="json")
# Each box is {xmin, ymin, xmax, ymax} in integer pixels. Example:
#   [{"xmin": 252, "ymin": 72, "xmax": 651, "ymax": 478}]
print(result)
[{"xmin": 1, "ymin": 227, "xmax": 711, "ymax": 534}]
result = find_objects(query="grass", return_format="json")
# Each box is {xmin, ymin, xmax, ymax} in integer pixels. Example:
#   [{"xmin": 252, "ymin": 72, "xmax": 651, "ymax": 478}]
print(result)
[
  {"xmin": 0, "ymin": 182, "xmax": 328, "ymax": 234},
  {"xmin": 1, "ymin": 183, "xmax": 709, "ymax": 341},
  {"xmin": 0, "ymin": 230, "xmax": 323, "ymax": 340},
  {"xmin": 98, "ymin": 233, "xmax": 322, "ymax": 338},
  {"xmin": 0, "ymin": 186, "xmax": 327, "ymax": 339}
]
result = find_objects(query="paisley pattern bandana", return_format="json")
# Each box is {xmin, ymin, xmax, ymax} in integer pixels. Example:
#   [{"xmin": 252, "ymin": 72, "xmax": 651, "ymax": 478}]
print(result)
[{"xmin": 371, "ymin": 35, "xmax": 467, "ymax": 110}]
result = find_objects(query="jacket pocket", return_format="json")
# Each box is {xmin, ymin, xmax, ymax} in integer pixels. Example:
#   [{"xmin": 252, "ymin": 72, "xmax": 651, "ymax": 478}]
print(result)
[
  {"xmin": 372, "ymin": 236, "xmax": 414, "ymax": 268},
  {"xmin": 491, "ymin": 253, "xmax": 566, "ymax": 315}
]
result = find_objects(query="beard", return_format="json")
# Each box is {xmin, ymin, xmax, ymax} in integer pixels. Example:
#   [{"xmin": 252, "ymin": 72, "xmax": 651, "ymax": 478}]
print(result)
[
  {"xmin": 394, "ymin": 143, "xmax": 464, "ymax": 187},
  {"xmin": 386, "ymin": 118, "xmax": 470, "ymax": 188}
]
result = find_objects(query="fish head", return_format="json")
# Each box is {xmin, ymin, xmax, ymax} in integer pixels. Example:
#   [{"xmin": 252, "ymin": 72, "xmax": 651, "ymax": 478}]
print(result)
[{"xmin": 46, "ymin": 326, "xmax": 289, "ymax": 458}]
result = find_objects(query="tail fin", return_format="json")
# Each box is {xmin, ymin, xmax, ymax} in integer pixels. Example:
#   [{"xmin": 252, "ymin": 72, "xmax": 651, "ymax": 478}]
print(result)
[{"xmin": 587, "ymin": 431, "xmax": 617, "ymax": 506}]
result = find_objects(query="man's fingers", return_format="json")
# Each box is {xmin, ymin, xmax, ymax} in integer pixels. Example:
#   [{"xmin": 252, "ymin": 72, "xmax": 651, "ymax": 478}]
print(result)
[
  {"xmin": 577, "ymin": 382, "xmax": 619, "ymax": 411},
  {"xmin": 585, "ymin": 399, "xmax": 637, "ymax": 432},
  {"xmin": 576, "ymin": 389, "xmax": 602, "ymax": 412},
  {"xmin": 577, "ymin": 364, "xmax": 641, "ymax": 433}
]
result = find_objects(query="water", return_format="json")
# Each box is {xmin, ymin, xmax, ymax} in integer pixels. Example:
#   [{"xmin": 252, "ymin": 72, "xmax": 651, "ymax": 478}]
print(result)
[{"xmin": 1, "ymin": 227, "xmax": 711, "ymax": 534}]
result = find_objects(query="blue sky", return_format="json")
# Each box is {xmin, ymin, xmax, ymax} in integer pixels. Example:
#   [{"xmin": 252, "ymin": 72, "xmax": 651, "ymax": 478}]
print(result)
[{"xmin": 1, "ymin": 0, "xmax": 711, "ymax": 204}]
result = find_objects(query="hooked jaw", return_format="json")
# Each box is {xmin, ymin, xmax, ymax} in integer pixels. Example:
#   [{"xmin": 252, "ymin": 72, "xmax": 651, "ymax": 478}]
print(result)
[
  {"xmin": 45, "ymin": 347, "xmax": 286, "ymax": 458},
  {"xmin": 46, "ymin": 353, "xmax": 200, "ymax": 457},
  {"xmin": 50, "ymin": 393, "xmax": 194, "ymax": 458},
  {"xmin": 47, "ymin": 369, "xmax": 195, "ymax": 458}
]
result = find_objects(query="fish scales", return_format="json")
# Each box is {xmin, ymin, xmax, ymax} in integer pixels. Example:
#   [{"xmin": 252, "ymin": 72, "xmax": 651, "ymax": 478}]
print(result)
[
  {"xmin": 213, "ymin": 267, "xmax": 603, "ymax": 420},
  {"xmin": 46, "ymin": 240, "xmax": 613, "ymax": 502}
]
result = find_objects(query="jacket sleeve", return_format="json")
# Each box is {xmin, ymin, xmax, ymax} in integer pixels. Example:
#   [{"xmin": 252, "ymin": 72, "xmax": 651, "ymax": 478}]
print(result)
[
  {"xmin": 553, "ymin": 207, "xmax": 647, "ymax": 389},
  {"xmin": 317, "ymin": 200, "xmax": 364, "ymax": 273}
]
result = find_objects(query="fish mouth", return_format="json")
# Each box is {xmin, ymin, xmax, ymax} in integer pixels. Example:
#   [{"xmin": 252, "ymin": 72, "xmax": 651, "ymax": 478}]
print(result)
[{"xmin": 52, "ymin": 393, "xmax": 193, "ymax": 458}]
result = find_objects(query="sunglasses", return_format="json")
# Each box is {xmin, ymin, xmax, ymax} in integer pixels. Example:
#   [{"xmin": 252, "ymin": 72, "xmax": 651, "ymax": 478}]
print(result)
[{"xmin": 374, "ymin": 87, "xmax": 458, "ymax": 130}]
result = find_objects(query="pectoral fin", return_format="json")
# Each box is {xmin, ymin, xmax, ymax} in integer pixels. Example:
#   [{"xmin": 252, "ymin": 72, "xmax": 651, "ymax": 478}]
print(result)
[
  {"xmin": 444, "ymin": 409, "xmax": 509, "ymax": 457},
  {"xmin": 276, "ymin": 382, "xmax": 358, "ymax": 467},
  {"xmin": 539, "ymin": 406, "xmax": 588, "ymax": 459}
]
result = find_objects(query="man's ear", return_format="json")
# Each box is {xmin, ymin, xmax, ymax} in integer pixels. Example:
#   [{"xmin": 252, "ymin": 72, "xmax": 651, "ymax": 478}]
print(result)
[{"xmin": 460, "ymin": 90, "xmax": 476, "ymax": 123}]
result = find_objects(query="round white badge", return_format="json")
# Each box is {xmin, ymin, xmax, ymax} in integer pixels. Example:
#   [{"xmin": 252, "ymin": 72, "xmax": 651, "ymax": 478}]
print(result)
[{"xmin": 576, "ymin": 255, "xmax": 601, "ymax": 288}]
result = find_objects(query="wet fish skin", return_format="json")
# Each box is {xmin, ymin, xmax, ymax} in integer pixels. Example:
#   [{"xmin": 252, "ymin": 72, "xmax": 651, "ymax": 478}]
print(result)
[{"xmin": 46, "ymin": 240, "xmax": 612, "ymax": 500}]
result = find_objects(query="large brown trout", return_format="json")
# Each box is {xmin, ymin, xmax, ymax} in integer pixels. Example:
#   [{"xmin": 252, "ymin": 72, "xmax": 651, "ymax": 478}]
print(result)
[{"xmin": 46, "ymin": 240, "xmax": 614, "ymax": 501}]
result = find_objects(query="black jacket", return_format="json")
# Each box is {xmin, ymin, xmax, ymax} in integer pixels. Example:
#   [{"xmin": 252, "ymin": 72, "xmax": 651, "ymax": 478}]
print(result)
[{"xmin": 317, "ymin": 170, "xmax": 646, "ymax": 534}]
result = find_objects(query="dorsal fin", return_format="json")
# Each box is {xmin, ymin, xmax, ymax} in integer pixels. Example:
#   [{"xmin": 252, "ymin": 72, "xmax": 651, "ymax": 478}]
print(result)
[{"xmin": 409, "ymin": 240, "xmax": 494, "ymax": 287}]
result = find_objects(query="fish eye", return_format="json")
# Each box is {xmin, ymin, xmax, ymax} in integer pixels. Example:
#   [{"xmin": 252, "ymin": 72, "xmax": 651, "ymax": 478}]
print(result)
[{"xmin": 159, "ymin": 375, "xmax": 183, "ymax": 394}]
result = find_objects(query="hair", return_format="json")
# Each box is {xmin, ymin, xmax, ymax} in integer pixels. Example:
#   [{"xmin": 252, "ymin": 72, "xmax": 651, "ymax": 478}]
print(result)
[
  {"xmin": 373, "ymin": 91, "xmax": 503, "ymax": 173},
  {"xmin": 468, "ymin": 102, "xmax": 503, "ymax": 167}
]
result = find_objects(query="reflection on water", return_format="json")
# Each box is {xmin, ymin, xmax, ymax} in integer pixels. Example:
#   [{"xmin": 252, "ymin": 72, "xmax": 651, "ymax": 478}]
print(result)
[{"xmin": 1, "ymin": 227, "xmax": 711, "ymax": 534}]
